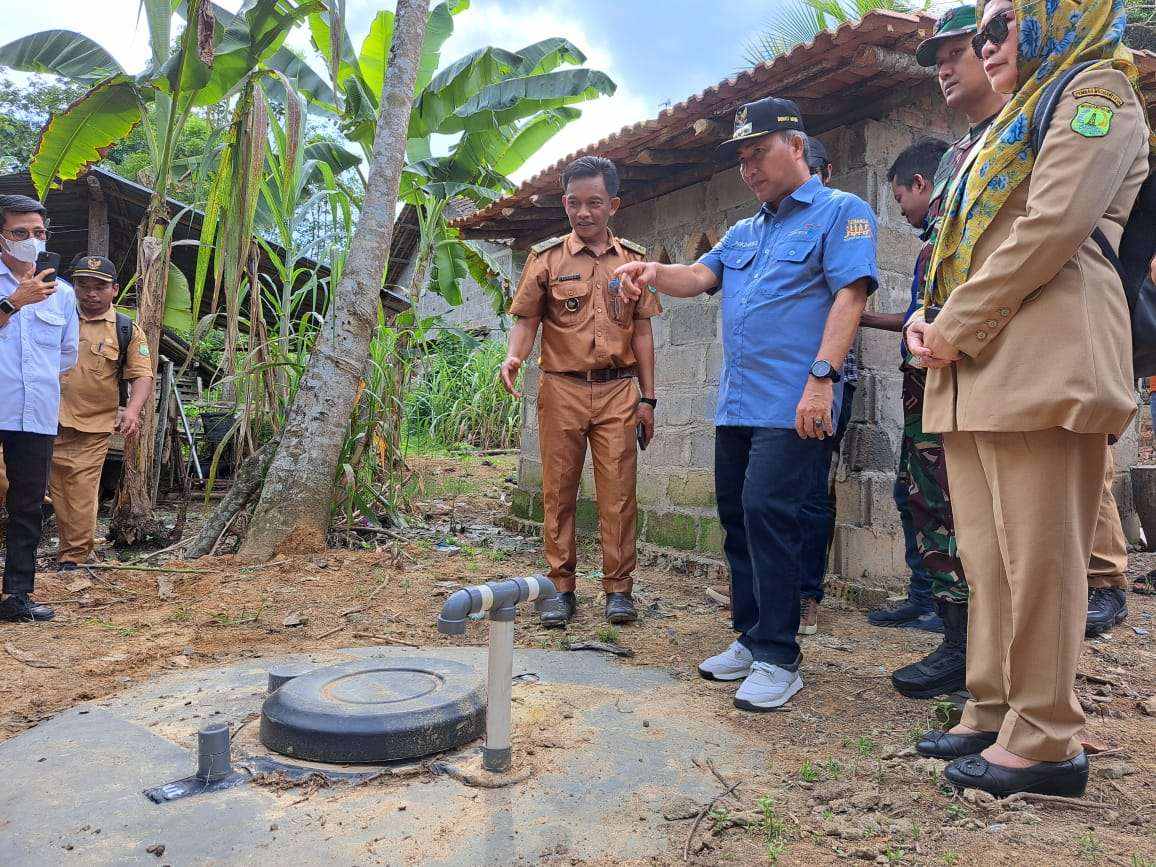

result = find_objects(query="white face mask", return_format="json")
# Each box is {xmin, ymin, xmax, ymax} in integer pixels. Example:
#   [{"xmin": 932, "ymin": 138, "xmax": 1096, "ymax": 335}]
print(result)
[{"xmin": 1, "ymin": 235, "xmax": 46, "ymax": 264}]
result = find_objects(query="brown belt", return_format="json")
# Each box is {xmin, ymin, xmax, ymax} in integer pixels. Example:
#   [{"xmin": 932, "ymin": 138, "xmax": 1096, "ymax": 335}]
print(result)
[{"xmin": 554, "ymin": 366, "xmax": 637, "ymax": 383}]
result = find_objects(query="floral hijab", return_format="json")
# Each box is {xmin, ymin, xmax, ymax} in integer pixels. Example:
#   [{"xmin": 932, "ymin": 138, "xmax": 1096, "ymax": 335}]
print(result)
[{"xmin": 926, "ymin": 0, "xmax": 1146, "ymax": 305}]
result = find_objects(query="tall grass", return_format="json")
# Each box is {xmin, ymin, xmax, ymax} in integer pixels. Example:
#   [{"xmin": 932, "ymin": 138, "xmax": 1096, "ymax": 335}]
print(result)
[{"xmin": 406, "ymin": 333, "xmax": 521, "ymax": 451}]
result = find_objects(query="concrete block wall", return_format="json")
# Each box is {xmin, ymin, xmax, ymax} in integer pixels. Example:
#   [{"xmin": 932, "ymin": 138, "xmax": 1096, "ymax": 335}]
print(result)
[{"xmin": 510, "ymin": 81, "xmax": 1143, "ymax": 589}]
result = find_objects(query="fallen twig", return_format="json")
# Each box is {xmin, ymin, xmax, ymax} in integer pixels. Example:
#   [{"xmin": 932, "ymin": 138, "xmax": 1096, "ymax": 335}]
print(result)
[
  {"xmin": 239, "ymin": 558, "xmax": 289, "ymax": 573},
  {"xmin": 81, "ymin": 564, "xmax": 199, "ymax": 574},
  {"xmin": 83, "ymin": 566, "xmax": 135, "ymax": 598},
  {"xmin": 339, "ymin": 605, "xmax": 366, "ymax": 617},
  {"xmin": 347, "ymin": 525, "xmax": 407, "ymax": 541},
  {"xmin": 4, "ymin": 642, "xmax": 59, "ymax": 669},
  {"xmin": 130, "ymin": 538, "xmax": 188, "ymax": 564},
  {"xmin": 352, "ymin": 632, "xmax": 416, "ymax": 647},
  {"xmin": 1078, "ymin": 672, "xmax": 1120, "ymax": 687},
  {"xmin": 314, "ymin": 624, "xmax": 347, "ymax": 641},
  {"xmin": 683, "ymin": 780, "xmax": 741, "ymax": 862},
  {"xmin": 993, "ymin": 792, "xmax": 1117, "ymax": 812}
]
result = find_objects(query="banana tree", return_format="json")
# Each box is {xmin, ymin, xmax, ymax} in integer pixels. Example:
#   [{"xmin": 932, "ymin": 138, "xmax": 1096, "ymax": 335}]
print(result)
[
  {"xmin": 0, "ymin": 0, "xmax": 321, "ymax": 543},
  {"xmin": 269, "ymin": 1, "xmax": 615, "ymax": 306}
]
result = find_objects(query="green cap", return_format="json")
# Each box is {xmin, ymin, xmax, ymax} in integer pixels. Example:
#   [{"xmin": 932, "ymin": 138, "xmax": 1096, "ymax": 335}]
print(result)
[{"xmin": 915, "ymin": 5, "xmax": 978, "ymax": 67}]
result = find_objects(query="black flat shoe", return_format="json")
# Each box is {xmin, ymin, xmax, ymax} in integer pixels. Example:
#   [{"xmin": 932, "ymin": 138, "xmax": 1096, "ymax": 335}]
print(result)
[
  {"xmin": 916, "ymin": 729, "xmax": 998, "ymax": 760},
  {"xmin": 539, "ymin": 592, "xmax": 576, "ymax": 628},
  {"xmin": 0, "ymin": 594, "xmax": 55, "ymax": 622},
  {"xmin": 944, "ymin": 751, "xmax": 1088, "ymax": 798},
  {"xmin": 605, "ymin": 592, "xmax": 638, "ymax": 624}
]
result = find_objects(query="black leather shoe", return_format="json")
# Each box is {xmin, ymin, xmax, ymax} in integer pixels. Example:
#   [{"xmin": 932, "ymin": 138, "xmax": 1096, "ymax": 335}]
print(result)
[
  {"xmin": 0, "ymin": 594, "xmax": 56, "ymax": 622},
  {"xmin": 916, "ymin": 728, "xmax": 997, "ymax": 760},
  {"xmin": 1085, "ymin": 588, "xmax": 1127, "ymax": 638},
  {"xmin": 539, "ymin": 592, "xmax": 576, "ymax": 628},
  {"xmin": 892, "ymin": 600, "xmax": 967, "ymax": 698},
  {"xmin": 944, "ymin": 751, "xmax": 1088, "ymax": 798},
  {"xmin": 605, "ymin": 592, "xmax": 638, "ymax": 624}
]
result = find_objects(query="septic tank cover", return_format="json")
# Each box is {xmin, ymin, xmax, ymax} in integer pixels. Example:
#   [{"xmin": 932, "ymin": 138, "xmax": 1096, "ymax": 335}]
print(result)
[{"xmin": 260, "ymin": 656, "xmax": 486, "ymax": 763}]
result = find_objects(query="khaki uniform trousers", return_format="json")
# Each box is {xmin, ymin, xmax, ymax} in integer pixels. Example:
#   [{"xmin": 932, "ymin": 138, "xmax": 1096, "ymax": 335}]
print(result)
[
  {"xmin": 1087, "ymin": 448, "xmax": 1128, "ymax": 590},
  {"xmin": 48, "ymin": 427, "xmax": 111, "ymax": 565},
  {"xmin": 944, "ymin": 429, "xmax": 1105, "ymax": 762},
  {"xmin": 538, "ymin": 372, "xmax": 638, "ymax": 595}
]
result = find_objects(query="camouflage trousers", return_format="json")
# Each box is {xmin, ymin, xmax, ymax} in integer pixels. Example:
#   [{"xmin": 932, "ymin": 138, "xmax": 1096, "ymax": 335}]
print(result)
[{"xmin": 897, "ymin": 362, "xmax": 968, "ymax": 602}]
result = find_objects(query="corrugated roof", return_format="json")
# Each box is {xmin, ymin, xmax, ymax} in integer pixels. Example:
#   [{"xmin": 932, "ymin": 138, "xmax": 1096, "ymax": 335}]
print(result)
[{"xmin": 452, "ymin": 10, "xmax": 1156, "ymax": 247}]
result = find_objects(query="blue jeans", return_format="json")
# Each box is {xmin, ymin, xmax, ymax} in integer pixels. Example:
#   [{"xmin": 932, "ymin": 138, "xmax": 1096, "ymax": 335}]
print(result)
[
  {"xmin": 715, "ymin": 426, "xmax": 832, "ymax": 667},
  {"xmin": 800, "ymin": 382, "xmax": 856, "ymax": 602},
  {"xmin": 893, "ymin": 463, "xmax": 934, "ymax": 608}
]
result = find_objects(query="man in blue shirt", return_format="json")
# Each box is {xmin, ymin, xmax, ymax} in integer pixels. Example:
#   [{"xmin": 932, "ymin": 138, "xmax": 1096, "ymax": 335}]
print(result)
[
  {"xmin": 0, "ymin": 195, "xmax": 78, "ymax": 622},
  {"xmin": 616, "ymin": 98, "xmax": 878, "ymax": 710}
]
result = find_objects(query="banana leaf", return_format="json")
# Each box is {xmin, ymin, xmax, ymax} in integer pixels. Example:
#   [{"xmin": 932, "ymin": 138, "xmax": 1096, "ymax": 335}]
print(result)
[
  {"xmin": 410, "ymin": 46, "xmax": 520, "ymax": 137},
  {"xmin": 430, "ymin": 231, "xmax": 470, "ymax": 306},
  {"xmin": 357, "ymin": 9, "xmax": 395, "ymax": 103},
  {"xmin": 441, "ymin": 68, "xmax": 615, "ymax": 133},
  {"xmin": 0, "ymin": 30, "xmax": 123, "ymax": 82},
  {"xmin": 30, "ymin": 75, "xmax": 144, "ymax": 198},
  {"xmin": 415, "ymin": 0, "xmax": 469, "ymax": 94},
  {"xmin": 512, "ymin": 38, "xmax": 585, "ymax": 76},
  {"xmin": 492, "ymin": 107, "xmax": 580, "ymax": 176}
]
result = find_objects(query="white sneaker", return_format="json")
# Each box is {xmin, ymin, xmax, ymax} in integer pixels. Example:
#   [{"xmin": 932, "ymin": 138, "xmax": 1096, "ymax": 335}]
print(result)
[
  {"xmin": 697, "ymin": 640, "xmax": 753, "ymax": 681},
  {"xmin": 733, "ymin": 662, "xmax": 803, "ymax": 712}
]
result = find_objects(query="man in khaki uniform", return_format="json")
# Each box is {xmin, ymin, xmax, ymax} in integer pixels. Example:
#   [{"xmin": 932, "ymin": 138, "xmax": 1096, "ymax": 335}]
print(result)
[
  {"xmin": 51, "ymin": 256, "xmax": 153, "ymax": 569},
  {"xmin": 500, "ymin": 156, "xmax": 660, "ymax": 627},
  {"xmin": 908, "ymin": 0, "xmax": 1148, "ymax": 796}
]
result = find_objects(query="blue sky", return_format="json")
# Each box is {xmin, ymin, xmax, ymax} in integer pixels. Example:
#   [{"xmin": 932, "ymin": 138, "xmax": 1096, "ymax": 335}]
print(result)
[{"xmin": 1, "ymin": 1, "xmax": 797, "ymax": 179}]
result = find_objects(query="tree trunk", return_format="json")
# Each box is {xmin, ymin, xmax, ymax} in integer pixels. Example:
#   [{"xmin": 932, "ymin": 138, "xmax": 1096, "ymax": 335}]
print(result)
[
  {"xmin": 186, "ymin": 441, "xmax": 277, "ymax": 558},
  {"xmin": 108, "ymin": 224, "xmax": 166, "ymax": 545},
  {"xmin": 238, "ymin": 0, "xmax": 429, "ymax": 562}
]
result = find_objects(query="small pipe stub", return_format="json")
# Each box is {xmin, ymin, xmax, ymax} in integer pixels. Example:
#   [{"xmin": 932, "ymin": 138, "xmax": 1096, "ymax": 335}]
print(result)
[
  {"xmin": 267, "ymin": 663, "xmax": 313, "ymax": 694},
  {"xmin": 197, "ymin": 724, "xmax": 233, "ymax": 782}
]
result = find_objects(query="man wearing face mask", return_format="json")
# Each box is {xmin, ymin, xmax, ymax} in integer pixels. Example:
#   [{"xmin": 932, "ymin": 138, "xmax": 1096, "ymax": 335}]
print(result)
[{"xmin": 0, "ymin": 194, "xmax": 79, "ymax": 622}]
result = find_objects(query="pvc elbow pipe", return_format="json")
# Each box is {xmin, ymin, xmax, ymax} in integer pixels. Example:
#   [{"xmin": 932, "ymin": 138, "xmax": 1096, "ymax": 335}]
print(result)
[{"xmin": 437, "ymin": 576, "xmax": 556, "ymax": 633}]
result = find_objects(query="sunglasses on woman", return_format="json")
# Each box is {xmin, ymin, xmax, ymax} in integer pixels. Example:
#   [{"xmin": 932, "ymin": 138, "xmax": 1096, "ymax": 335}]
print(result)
[{"xmin": 971, "ymin": 10, "xmax": 1016, "ymax": 58}]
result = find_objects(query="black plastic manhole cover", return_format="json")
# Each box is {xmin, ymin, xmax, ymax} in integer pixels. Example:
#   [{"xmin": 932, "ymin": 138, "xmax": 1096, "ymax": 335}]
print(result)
[{"xmin": 260, "ymin": 656, "xmax": 486, "ymax": 763}]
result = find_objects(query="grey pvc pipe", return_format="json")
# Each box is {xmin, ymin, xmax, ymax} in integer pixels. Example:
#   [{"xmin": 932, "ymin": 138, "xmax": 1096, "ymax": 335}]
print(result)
[
  {"xmin": 483, "ymin": 619, "xmax": 514, "ymax": 772},
  {"xmin": 435, "ymin": 576, "xmax": 557, "ymax": 774},
  {"xmin": 197, "ymin": 723, "xmax": 232, "ymax": 782}
]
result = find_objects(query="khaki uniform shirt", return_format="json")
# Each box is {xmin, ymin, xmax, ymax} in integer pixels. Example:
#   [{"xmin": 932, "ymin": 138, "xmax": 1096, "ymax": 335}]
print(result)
[
  {"xmin": 59, "ymin": 307, "xmax": 152, "ymax": 433},
  {"xmin": 509, "ymin": 231, "xmax": 662, "ymax": 373},
  {"xmin": 918, "ymin": 66, "xmax": 1149, "ymax": 436}
]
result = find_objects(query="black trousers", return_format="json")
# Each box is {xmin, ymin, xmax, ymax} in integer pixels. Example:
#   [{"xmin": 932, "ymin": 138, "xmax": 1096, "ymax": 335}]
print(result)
[{"xmin": 1, "ymin": 430, "xmax": 54, "ymax": 595}]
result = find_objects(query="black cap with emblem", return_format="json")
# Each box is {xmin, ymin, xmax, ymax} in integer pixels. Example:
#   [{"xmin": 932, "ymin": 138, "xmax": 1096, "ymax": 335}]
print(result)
[
  {"xmin": 716, "ymin": 96, "xmax": 806, "ymax": 161},
  {"xmin": 70, "ymin": 254, "xmax": 118, "ymax": 283}
]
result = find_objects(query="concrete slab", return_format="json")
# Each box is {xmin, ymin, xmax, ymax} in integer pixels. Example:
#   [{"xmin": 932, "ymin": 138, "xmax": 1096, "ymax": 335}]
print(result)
[{"xmin": 0, "ymin": 648, "xmax": 743, "ymax": 865}]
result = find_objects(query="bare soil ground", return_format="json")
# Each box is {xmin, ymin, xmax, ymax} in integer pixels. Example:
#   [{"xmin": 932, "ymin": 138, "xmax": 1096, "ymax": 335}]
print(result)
[{"xmin": 1, "ymin": 452, "xmax": 1154, "ymax": 865}]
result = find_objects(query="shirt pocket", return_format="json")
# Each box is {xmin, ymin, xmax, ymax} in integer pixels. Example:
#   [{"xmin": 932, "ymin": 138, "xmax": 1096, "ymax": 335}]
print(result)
[
  {"xmin": 719, "ymin": 246, "xmax": 757, "ymax": 271},
  {"xmin": 81, "ymin": 340, "xmax": 120, "ymax": 378},
  {"xmin": 548, "ymin": 280, "xmax": 591, "ymax": 328},
  {"xmin": 773, "ymin": 234, "xmax": 820, "ymax": 266},
  {"xmin": 30, "ymin": 308, "xmax": 66, "ymax": 347}
]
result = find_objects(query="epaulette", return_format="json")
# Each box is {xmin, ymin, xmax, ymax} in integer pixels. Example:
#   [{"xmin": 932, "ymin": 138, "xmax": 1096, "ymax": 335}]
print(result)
[
  {"xmin": 530, "ymin": 236, "xmax": 565, "ymax": 255},
  {"xmin": 620, "ymin": 238, "xmax": 647, "ymax": 256}
]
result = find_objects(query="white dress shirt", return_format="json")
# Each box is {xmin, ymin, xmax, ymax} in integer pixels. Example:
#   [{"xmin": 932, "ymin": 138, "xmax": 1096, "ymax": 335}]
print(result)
[{"xmin": 0, "ymin": 259, "xmax": 79, "ymax": 434}]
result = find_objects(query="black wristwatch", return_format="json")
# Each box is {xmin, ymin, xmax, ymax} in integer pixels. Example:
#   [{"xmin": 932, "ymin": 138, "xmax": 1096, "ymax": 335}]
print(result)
[
  {"xmin": 0, "ymin": 297, "xmax": 16, "ymax": 315},
  {"xmin": 639, "ymin": 397, "xmax": 658, "ymax": 408},
  {"xmin": 809, "ymin": 359, "xmax": 841, "ymax": 383}
]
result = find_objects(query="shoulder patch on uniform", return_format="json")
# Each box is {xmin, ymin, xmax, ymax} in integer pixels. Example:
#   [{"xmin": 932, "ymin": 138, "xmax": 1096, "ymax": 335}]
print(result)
[
  {"xmin": 844, "ymin": 218, "xmax": 873, "ymax": 240},
  {"xmin": 619, "ymin": 238, "xmax": 647, "ymax": 255},
  {"xmin": 530, "ymin": 236, "xmax": 565, "ymax": 254},
  {"xmin": 138, "ymin": 344, "xmax": 150, "ymax": 357},
  {"xmin": 1072, "ymin": 103, "xmax": 1113, "ymax": 138},
  {"xmin": 1072, "ymin": 87, "xmax": 1124, "ymax": 108}
]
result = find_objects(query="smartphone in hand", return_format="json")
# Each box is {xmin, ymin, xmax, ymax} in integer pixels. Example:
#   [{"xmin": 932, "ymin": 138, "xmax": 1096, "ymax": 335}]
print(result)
[
  {"xmin": 637, "ymin": 422, "xmax": 647, "ymax": 451},
  {"xmin": 35, "ymin": 251, "xmax": 61, "ymax": 284}
]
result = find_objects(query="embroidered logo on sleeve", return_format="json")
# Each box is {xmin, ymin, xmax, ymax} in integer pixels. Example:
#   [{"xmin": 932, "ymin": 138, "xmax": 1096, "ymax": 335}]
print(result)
[
  {"xmin": 1072, "ymin": 87, "xmax": 1124, "ymax": 108},
  {"xmin": 843, "ymin": 218, "xmax": 873, "ymax": 240},
  {"xmin": 139, "ymin": 344, "xmax": 150, "ymax": 357},
  {"xmin": 1071, "ymin": 103, "xmax": 1113, "ymax": 138}
]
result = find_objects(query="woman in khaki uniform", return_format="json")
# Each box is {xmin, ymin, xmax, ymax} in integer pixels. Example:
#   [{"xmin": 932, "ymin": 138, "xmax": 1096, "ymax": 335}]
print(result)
[{"xmin": 906, "ymin": 0, "xmax": 1149, "ymax": 797}]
